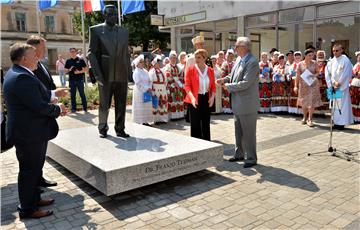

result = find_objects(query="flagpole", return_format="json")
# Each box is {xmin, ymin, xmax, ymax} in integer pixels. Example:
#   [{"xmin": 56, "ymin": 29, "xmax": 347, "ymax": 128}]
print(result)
[
  {"xmin": 117, "ymin": 0, "xmax": 121, "ymax": 26},
  {"xmin": 80, "ymin": 0, "xmax": 88, "ymax": 86},
  {"xmin": 36, "ymin": 0, "xmax": 41, "ymax": 35}
]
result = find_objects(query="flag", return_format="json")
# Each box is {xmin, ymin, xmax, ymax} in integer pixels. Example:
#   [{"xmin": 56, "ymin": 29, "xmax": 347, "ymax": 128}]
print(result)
[
  {"xmin": 0, "ymin": 0, "xmax": 14, "ymax": 4},
  {"xmin": 39, "ymin": 0, "xmax": 58, "ymax": 10},
  {"xmin": 121, "ymin": 0, "xmax": 145, "ymax": 15},
  {"xmin": 84, "ymin": 0, "xmax": 104, "ymax": 13}
]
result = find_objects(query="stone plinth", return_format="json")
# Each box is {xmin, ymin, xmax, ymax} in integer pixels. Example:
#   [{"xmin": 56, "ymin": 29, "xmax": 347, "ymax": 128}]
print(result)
[{"xmin": 47, "ymin": 123, "xmax": 223, "ymax": 196}]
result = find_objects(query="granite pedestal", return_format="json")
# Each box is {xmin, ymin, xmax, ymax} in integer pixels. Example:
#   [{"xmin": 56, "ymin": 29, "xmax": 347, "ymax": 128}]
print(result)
[{"xmin": 47, "ymin": 123, "xmax": 223, "ymax": 196}]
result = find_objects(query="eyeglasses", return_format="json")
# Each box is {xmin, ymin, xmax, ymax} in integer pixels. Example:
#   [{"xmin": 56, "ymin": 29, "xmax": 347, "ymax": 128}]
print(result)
[
  {"xmin": 70, "ymin": 50, "xmax": 77, "ymax": 53},
  {"xmin": 235, "ymin": 44, "xmax": 246, "ymax": 49}
]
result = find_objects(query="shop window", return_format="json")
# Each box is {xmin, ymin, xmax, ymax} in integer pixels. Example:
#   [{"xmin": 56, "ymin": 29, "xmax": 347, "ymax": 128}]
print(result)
[
  {"xmin": 180, "ymin": 26, "xmax": 193, "ymax": 35},
  {"xmin": 317, "ymin": 2, "xmax": 360, "ymax": 18},
  {"xmin": 15, "ymin": 12, "xmax": 26, "ymax": 32},
  {"xmin": 215, "ymin": 18, "xmax": 237, "ymax": 32},
  {"xmin": 279, "ymin": 7, "xmax": 314, "ymax": 23},
  {"xmin": 247, "ymin": 13, "xmax": 276, "ymax": 27},
  {"xmin": 247, "ymin": 27, "xmax": 276, "ymax": 58},
  {"xmin": 317, "ymin": 15, "xmax": 360, "ymax": 63},
  {"xmin": 278, "ymin": 21, "xmax": 313, "ymax": 54}
]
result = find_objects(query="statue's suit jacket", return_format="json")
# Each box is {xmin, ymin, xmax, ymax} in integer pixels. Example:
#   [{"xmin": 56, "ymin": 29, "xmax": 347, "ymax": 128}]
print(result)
[
  {"xmin": 224, "ymin": 54, "xmax": 260, "ymax": 115},
  {"xmin": 88, "ymin": 23, "xmax": 130, "ymax": 83}
]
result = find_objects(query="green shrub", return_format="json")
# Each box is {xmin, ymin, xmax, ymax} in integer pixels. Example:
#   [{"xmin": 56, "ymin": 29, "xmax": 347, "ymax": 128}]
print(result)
[{"xmin": 59, "ymin": 85, "xmax": 133, "ymax": 111}]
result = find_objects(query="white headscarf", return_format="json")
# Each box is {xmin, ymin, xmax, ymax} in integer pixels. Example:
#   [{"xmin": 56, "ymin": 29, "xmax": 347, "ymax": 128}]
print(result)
[
  {"xmin": 210, "ymin": 55, "xmax": 218, "ymax": 60},
  {"xmin": 169, "ymin": 50, "xmax": 177, "ymax": 58},
  {"xmin": 225, "ymin": 49, "xmax": 234, "ymax": 59},
  {"xmin": 294, "ymin": 51, "xmax": 302, "ymax": 56},
  {"xmin": 151, "ymin": 55, "xmax": 162, "ymax": 66},
  {"xmin": 178, "ymin": 52, "xmax": 186, "ymax": 61},
  {"xmin": 133, "ymin": 54, "xmax": 144, "ymax": 67},
  {"xmin": 163, "ymin": 57, "xmax": 170, "ymax": 66}
]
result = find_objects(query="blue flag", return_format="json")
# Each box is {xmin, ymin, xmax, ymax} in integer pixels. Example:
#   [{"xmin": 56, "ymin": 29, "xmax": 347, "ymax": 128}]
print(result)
[
  {"xmin": 0, "ymin": 0, "xmax": 14, "ymax": 4},
  {"xmin": 39, "ymin": 0, "xmax": 58, "ymax": 10},
  {"xmin": 122, "ymin": 0, "xmax": 145, "ymax": 15}
]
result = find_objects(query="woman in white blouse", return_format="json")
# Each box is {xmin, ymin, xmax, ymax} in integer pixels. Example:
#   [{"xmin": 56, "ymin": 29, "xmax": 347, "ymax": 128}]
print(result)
[
  {"xmin": 184, "ymin": 49, "xmax": 216, "ymax": 140},
  {"xmin": 132, "ymin": 55, "xmax": 154, "ymax": 125}
]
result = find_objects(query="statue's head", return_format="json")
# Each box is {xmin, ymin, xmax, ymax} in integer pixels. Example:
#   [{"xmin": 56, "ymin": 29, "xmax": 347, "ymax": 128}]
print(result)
[{"xmin": 103, "ymin": 5, "xmax": 118, "ymax": 26}]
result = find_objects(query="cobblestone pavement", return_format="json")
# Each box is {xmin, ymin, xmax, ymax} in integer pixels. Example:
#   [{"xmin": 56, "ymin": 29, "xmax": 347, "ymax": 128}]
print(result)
[{"xmin": 1, "ymin": 108, "xmax": 359, "ymax": 229}]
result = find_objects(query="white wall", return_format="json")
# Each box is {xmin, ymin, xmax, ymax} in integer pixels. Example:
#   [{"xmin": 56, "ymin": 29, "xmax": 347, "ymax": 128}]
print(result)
[{"xmin": 158, "ymin": 0, "xmax": 333, "ymax": 22}]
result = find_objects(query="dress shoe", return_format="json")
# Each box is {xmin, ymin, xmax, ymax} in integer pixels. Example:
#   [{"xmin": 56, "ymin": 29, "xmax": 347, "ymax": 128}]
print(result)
[
  {"xmin": 228, "ymin": 157, "xmax": 244, "ymax": 162},
  {"xmin": 19, "ymin": 209, "xmax": 53, "ymax": 219},
  {"xmin": 99, "ymin": 131, "xmax": 107, "ymax": 138},
  {"xmin": 39, "ymin": 178, "xmax": 57, "ymax": 187},
  {"xmin": 38, "ymin": 198, "xmax": 55, "ymax": 207},
  {"xmin": 116, "ymin": 131, "xmax": 130, "ymax": 138},
  {"xmin": 333, "ymin": 125, "xmax": 344, "ymax": 130},
  {"xmin": 243, "ymin": 163, "xmax": 257, "ymax": 168}
]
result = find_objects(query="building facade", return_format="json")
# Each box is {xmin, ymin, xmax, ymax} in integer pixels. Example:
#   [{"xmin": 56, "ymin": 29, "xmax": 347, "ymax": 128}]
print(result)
[
  {"xmin": 1, "ymin": 0, "xmax": 83, "ymax": 72},
  {"xmin": 158, "ymin": 0, "xmax": 360, "ymax": 63}
]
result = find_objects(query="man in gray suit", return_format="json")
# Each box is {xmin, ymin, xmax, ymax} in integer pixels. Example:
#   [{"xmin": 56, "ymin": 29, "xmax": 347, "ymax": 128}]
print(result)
[
  {"xmin": 217, "ymin": 37, "xmax": 259, "ymax": 168},
  {"xmin": 88, "ymin": 5, "xmax": 130, "ymax": 138}
]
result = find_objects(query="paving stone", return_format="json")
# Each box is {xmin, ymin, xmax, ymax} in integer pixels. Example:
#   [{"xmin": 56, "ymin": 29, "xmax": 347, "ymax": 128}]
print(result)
[
  {"xmin": 53, "ymin": 220, "xmax": 73, "ymax": 230},
  {"xmin": 1, "ymin": 110, "xmax": 359, "ymax": 229},
  {"xmin": 229, "ymin": 213, "xmax": 257, "ymax": 227},
  {"xmin": 167, "ymin": 207, "xmax": 194, "ymax": 219}
]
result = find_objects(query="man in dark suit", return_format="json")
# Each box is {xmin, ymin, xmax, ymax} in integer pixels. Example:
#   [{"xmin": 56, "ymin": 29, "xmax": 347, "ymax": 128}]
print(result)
[
  {"xmin": 3, "ymin": 43, "xmax": 66, "ymax": 218},
  {"xmin": 217, "ymin": 37, "xmax": 260, "ymax": 168},
  {"xmin": 26, "ymin": 35, "xmax": 66, "ymax": 188},
  {"xmin": 88, "ymin": 5, "xmax": 130, "ymax": 138},
  {"xmin": 27, "ymin": 35, "xmax": 56, "ymax": 90}
]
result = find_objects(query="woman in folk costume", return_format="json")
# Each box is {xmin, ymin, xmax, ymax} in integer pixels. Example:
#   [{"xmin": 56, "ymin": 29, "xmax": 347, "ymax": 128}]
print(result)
[
  {"xmin": 162, "ymin": 57, "xmax": 170, "ymax": 71},
  {"xmin": 210, "ymin": 54, "xmax": 222, "ymax": 113},
  {"xmin": 315, "ymin": 50, "xmax": 330, "ymax": 114},
  {"xmin": 177, "ymin": 52, "xmax": 187, "ymax": 103},
  {"xmin": 288, "ymin": 51, "xmax": 303, "ymax": 114},
  {"xmin": 325, "ymin": 44, "xmax": 354, "ymax": 130},
  {"xmin": 149, "ymin": 55, "xmax": 168, "ymax": 123},
  {"xmin": 271, "ymin": 54, "xmax": 288, "ymax": 112},
  {"xmin": 177, "ymin": 52, "xmax": 187, "ymax": 79},
  {"xmin": 294, "ymin": 49, "xmax": 322, "ymax": 127},
  {"xmin": 285, "ymin": 50, "xmax": 297, "ymax": 113},
  {"xmin": 350, "ymin": 51, "xmax": 360, "ymax": 122},
  {"xmin": 217, "ymin": 50, "xmax": 225, "ymax": 67},
  {"xmin": 258, "ymin": 52, "xmax": 273, "ymax": 113},
  {"xmin": 271, "ymin": 50, "xmax": 280, "ymax": 67},
  {"xmin": 220, "ymin": 49, "xmax": 235, "ymax": 113},
  {"xmin": 164, "ymin": 51, "xmax": 185, "ymax": 119},
  {"xmin": 132, "ymin": 55, "xmax": 154, "ymax": 125}
]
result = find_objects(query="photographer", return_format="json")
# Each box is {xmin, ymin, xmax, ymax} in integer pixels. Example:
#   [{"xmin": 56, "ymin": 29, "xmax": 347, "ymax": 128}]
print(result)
[{"xmin": 65, "ymin": 48, "xmax": 88, "ymax": 113}]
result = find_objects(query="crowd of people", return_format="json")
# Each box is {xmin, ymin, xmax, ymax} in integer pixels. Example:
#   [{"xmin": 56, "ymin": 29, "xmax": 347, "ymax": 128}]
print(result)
[
  {"xmin": 129, "ymin": 41, "xmax": 360, "ymax": 130},
  {"xmin": 2, "ymin": 30, "xmax": 359, "ymax": 220}
]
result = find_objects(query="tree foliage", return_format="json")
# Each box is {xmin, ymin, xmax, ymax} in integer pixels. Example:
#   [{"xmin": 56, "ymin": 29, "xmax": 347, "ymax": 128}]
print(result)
[{"xmin": 73, "ymin": 1, "xmax": 169, "ymax": 51}]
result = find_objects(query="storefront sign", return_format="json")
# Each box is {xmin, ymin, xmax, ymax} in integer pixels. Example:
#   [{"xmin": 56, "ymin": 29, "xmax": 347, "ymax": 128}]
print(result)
[
  {"xmin": 151, "ymin": 15, "xmax": 164, "ymax": 26},
  {"xmin": 165, "ymin": 11, "xmax": 206, "ymax": 26}
]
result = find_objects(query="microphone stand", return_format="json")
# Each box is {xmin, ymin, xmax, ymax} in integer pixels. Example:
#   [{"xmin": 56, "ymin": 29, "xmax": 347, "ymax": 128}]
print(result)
[{"xmin": 307, "ymin": 88, "xmax": 359, "ymax": 162}]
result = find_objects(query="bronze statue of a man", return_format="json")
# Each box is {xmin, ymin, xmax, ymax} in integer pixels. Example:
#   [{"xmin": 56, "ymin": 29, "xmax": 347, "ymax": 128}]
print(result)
[{"xmin": 88, "ymin": 5, "xmax": 130, "ymax": 138}]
